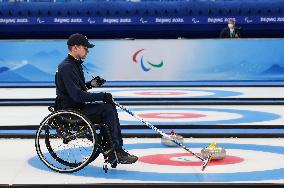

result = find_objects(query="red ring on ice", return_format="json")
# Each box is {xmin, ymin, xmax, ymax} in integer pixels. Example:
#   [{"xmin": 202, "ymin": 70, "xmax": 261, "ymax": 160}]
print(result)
[
  {"xmin": 134, "ymin": 91, "xmax": 187, "ymax": 96},
  {"xmin": 138, "ymin": 112, "xmax": 207, "ymax": 119},
  {"xmin": 139, "ymin": 153, "xmax": 244, "ymax": 166}
]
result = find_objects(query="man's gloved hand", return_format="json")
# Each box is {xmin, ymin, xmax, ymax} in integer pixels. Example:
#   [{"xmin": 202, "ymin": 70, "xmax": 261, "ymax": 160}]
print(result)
[
  {"xmin": 103, "ymin": 93, "xmax": 114, "ymax": 104},
  {"xmin": 90, "ymin": 76, "xmax": 106, "ymax": 87}
]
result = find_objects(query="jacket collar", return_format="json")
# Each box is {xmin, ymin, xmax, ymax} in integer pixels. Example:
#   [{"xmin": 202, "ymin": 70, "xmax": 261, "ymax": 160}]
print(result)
[{"xmin": 68, "ymin": 54, "xmax": 84, "ymax": 64}]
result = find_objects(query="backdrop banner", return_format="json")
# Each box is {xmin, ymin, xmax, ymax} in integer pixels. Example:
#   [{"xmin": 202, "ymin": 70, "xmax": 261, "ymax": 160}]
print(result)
[{"xmin": 0, "ymin": 39, "xmax": 283, "ymax": 83}]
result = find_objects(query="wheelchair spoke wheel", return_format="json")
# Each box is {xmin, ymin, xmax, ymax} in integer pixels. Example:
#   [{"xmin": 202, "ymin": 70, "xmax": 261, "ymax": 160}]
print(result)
[{"xmin": 35, "ymin": 110, "xmax": 98, "ymax": 173}]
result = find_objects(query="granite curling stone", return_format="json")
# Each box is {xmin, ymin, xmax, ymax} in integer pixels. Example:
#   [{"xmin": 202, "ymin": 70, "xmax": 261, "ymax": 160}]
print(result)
[
  {"xmin": 201, "ymin": 144, "xmax": 226, "ymax": 160},
  {"xmin": 161, "ymin": 130, "xmax": 184, "ymax": 147}
]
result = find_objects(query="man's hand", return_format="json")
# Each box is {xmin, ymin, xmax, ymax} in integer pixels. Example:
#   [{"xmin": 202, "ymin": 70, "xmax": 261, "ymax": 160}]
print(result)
[
  {"xmin": 103, "ymin": 93, "xmax": 114, "ymax": 104},
  {"xmin": 91, "ymin": 76, "xmax": 106, "ymax": 87}
]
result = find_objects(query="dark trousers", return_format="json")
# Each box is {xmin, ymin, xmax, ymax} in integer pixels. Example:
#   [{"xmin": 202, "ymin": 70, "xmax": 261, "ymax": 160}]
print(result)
[{"xmin": 80, "ymin": 103, "xmax": 123, "ymax": 149}]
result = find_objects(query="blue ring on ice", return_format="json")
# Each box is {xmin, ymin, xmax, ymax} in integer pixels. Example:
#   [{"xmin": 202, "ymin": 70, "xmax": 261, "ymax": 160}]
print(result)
[
  {"xmin": 119, "ymin": 107, "xmax": 280, "ymax": 125},
  {"xmin": 29, "ymin": 142, "xmax": 284, "ymax": 182}
]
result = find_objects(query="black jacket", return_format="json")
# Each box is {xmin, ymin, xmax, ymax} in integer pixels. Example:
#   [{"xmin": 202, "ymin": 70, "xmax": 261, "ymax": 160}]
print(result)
[
  {"xmin": 55, "ymin": 54, "xmax": 104, "ymax": 109},
  {"xmin": 220, "ymin": 27, "xmax": 241, "ymax": 38}
]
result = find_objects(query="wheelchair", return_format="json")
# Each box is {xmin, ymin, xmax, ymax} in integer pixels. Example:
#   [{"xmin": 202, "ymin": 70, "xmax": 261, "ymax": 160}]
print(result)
[{"xmin": 35, "ymin": 106, "xmax": 118, "ymax": 173}]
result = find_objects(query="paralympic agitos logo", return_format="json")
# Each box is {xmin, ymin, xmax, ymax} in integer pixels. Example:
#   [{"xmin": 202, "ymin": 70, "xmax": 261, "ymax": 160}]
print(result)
[{"xmin": 132, "ymin": 49, "xmax": 164, "ymax": 72}]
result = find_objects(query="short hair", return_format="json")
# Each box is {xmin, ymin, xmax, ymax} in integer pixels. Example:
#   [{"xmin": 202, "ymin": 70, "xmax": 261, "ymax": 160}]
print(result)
[
  {"xmin": 228, "ymin": 19, "xmax": 236, "ymax": 24},
  {"xmin": 68, "ymin": 45, "xmax": 73, "ymax": 51}
]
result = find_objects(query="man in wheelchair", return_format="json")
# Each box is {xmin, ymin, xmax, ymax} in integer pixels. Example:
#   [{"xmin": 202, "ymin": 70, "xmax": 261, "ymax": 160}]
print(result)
[{"xmin": 55, "ymin": 33, "xmax": 138, "ymax": 164}]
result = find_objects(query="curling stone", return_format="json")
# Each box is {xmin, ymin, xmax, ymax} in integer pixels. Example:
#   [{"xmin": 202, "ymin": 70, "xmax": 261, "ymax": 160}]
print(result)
[
  {"xmin": 201, "ymin": 143, "xmax": 226, "ymax": 160},
  {"xmin": 161, "ymin": 130, "xmax": 183, "ymax": 147}
]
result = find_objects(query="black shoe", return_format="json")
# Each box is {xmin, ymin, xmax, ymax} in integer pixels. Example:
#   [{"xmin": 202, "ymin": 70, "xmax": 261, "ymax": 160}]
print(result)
[
  {"xmin": 116, "ymin": 148, "xmax": 138, "ymax": 164},
  {"xmin": 118, "ymin": 148, "xmax": 138, "ymax": 159},
  {"xmin": 106, "ymin": 147, "xmax": 138, "ymax": 164},
  {"xmin": 106, "ymin": 149, "xmax": 117, "ymax": 164}
]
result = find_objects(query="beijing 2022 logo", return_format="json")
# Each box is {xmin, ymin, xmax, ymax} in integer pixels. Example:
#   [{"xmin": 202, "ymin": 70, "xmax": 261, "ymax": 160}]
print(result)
[{"xmin": 132, "ymin": 49, "xmax": 164, "ymax": 72}]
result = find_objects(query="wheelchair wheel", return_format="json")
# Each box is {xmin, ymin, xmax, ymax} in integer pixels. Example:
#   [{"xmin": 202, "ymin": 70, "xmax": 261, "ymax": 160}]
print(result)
[{"xmin": 35, "ymin": 110, "xmax": 98, "ymax": 173}]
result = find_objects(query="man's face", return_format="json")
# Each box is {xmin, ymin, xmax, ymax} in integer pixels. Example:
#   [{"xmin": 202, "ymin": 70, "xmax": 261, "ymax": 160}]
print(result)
[
  {"xmin": 228, "ymin": 21, "xmax": 235, "ymax": 29},
  {"xmin": 74, "ymin": 45, "xmax": 89, "ymax": 59}
]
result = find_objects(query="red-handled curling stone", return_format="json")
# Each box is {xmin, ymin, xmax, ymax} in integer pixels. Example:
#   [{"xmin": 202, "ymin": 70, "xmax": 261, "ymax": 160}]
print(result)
[{"xmin": 161, "ymin": 130, "xmax": 184, "ymax": 147}]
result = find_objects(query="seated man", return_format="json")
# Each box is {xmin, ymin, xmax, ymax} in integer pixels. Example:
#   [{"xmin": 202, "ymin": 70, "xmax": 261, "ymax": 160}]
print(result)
[
  {"xmin": 220, "ymin": 19, "xmax": 241, "ymax": 38},
  {"xmin": 55, "ymin": 33, "xmax": 138, "ymax": 164}
]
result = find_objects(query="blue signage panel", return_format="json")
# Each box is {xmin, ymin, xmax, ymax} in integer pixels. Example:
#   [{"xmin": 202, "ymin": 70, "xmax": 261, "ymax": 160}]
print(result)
[{"xmin": 0, "ymin": 16, "xmax": 284, "ymax": 25}]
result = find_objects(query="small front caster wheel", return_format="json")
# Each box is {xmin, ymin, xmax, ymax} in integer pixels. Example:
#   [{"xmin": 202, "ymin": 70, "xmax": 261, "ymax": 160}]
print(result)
[{"xmin": 103, "ymin": 164, "xmax": 108, "ymax": 173}]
